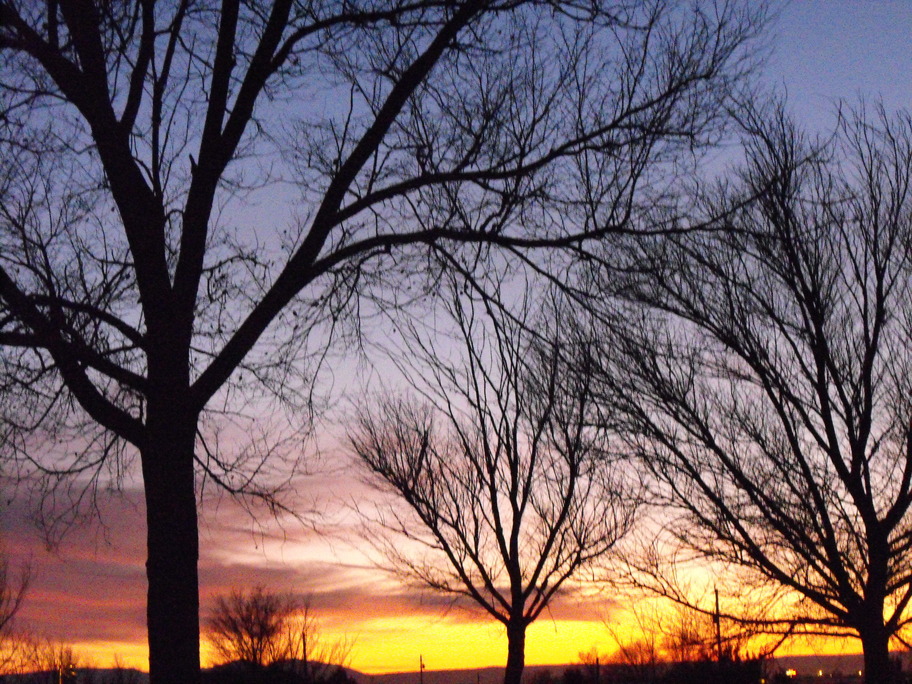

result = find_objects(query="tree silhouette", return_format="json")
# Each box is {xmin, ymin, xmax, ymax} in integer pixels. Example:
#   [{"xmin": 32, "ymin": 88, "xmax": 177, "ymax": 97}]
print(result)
[
  {"xmin": 350, "ymin": 287, "xmax": 636, "ymax": 684},
  {"xmin": 206, "ymin": 587, "xmax": 351, "ymax": 684},
  {"xmin": 584, "ymin": 104, "xmax": 912, "ymax": 683},
  {"xmin": 207, "ymin": 587, "xmax": 299, "ymax": 670},
  {"xmin": 0, "ymin": 551, "xmax": 29, "ymax": 675},
  {"xmin": 0, "ymin": 1, "xmax": 765, "ymax": 681}
]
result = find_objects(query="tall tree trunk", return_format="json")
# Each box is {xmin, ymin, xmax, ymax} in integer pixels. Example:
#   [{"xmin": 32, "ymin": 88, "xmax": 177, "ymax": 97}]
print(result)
[
  {"xmin": 859, "ymin": 539, "xmax": 896, "ymax": 684},
  {"xmin": 142, "ymin": 398, "xmax": 201, "ymax": 684},
  {"xmin": 859, "ymin": 621, "xmax": 895, "ymax": 684},
  {"xmin": 504, "ymin": 620, "xmax": 526, "ymax": 684}
]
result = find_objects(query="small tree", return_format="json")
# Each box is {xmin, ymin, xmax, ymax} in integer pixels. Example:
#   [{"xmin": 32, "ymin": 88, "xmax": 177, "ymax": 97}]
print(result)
[
  {"xmin": 0, "ymin": 556, "xmax": 27, "ymax": 633},
  {"xmin": 111, "ymin": 655, "xmax": 144, "ymax": 684},
  {"xmin": 0, "ymin": 637, "xmax": 88, "ymax": 682},
  {"xmin": 0, "ymin": 551, "xmax": 29, "ymax": 675},
  {"xmin": 206, "ymin": 586, "xmax": 352, "ymax": 682},
  {"xmin": 207, "ymin": 587, "xmax": 299, "ymax": 670},
  {"xmin": 38, "ymin": 642, "xmax": 81, "ymax": 683},
  {"xmin": 350, "ymin": 288, "xmax": 636, "ymax": 684}
]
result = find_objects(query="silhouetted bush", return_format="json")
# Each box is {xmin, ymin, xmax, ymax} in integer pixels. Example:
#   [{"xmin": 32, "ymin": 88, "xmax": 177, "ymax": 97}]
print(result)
[
  {"xmin": 555, "ymin": 655, "xmax": 765, "ymax": 684},
  {"xmin": 660, "ymin": 658, "xmax": 763, "ymax": 684},
  {"xmin": 201, "ymin": 661, "xmax": 358, "ymax": 684}
]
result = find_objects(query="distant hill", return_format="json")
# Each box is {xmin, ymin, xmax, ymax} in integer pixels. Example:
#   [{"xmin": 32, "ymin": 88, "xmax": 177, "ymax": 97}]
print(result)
[
  {"xmin": 348, "ymin": 652, "xmax": 912, "ymax": 684},
  {"xmin": 0, "ymin": 667, "xmax": 148, "ymax": 683},
  {"xmin": 4, "ymin": 652, "xmax": 911, "ymax": 683},
  {"xmin": 0, "ymin": 661, "xmax": 355, "ymax": 684},
  {"xmin": 771, "ymin": 652, "xmax": 911, "ymax": 677},
  {"xmin": 349, "ymin": 665, "xmax": 562, "ymax": 684}
]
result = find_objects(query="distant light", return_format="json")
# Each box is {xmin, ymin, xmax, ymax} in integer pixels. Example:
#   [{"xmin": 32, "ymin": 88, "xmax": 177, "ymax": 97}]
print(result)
[
  {"xmin": 785, "ymin": 669, "xmax": 797, "ymax": 678},
  {"xmin": 818, "ymin": 670, "xmax": 823, "ymax": 677}
]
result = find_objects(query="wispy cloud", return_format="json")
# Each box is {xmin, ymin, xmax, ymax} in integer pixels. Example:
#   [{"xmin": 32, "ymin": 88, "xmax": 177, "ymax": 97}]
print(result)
[{"xmin": 1, "ymin": 476, "xmax": 615, "ymax": 670}]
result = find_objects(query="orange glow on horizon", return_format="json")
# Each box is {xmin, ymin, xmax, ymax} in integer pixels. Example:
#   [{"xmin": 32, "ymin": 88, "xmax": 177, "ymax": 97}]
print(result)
[
  {"xmin": 68, "ymin": 617, "xmax": 626, "ymax": 674},
  {"xmin": 67, "ymin": 612, "xmax": 870, "ymax": 676},
  {"xmin": 335, "ymin": 617, "xmax": 618, "ymax": 674},
  {"xmin": 68, "ymin": 641, "xmax": 149, "ymax": 672}
]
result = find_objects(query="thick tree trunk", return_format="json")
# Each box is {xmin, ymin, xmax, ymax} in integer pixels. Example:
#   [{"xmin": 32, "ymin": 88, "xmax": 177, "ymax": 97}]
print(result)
[
  {"xmin": 859, "ymin": 622, "xmax": 895, "ymax": 684},
  {"xmin": 142, "ymin": 400, "xmax": 201, "ymax": 684},
  {"xmin": 859, "ymin": 539, "xmax": 897, "ymax": 684},
  {"xmin": 504, "ymin": 621, "xmax": 527, "ymax": 684}
]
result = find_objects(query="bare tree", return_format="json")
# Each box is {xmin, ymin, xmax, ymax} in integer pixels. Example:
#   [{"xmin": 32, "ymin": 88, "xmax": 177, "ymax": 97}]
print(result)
[
  {"xmin": 278, "ymin": 603, "xmax": 354, "ymax": 684},
  {"xmin": 0, "ymin": 551, "xmax": 29, "ymax": 676},
  {"xmin": 111, "ymin": 655, "xmax": 145, "ymax": 684},
  {"xmin": 207, "ymin": 586, "xmax": 300, "ymax": 670},
  {"xmin": 0, "ymin": 556, "xmax": 27, "ymax": 641},
  {"xmin": 206, "ymin": 585, "xmax": 352, "ymax": 681},
  {"xmin": 0, "ymin": 1, "xmax": 765, "ymax": 681},
  {"xmin": 605, "ymin": 634, "xmax": 662, "ymax": 684},
  {"xmin": 603, "ymin": 593, "xmax": 772, "ymax": 682},
  {"xmin": 35, "ymin": 641, "xmax": 83, "ymax": 683},
  {"xmin": 583, "ymin": 104, "xmax": 912, "ymax": 683},
  {"xmin": 0, "ymin": 635, "xmax": 88, "ymax": 681},
  {"xmin": 349, "ymin": 287, "xmax": 636, "ymax": 684}
]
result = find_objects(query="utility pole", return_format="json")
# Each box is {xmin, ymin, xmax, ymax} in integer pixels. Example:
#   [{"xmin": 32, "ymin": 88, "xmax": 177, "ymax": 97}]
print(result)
[
  {"xmin": 420, "ymin": 654, "xmax": 426, "ymax": 684},
  {"xmin": 714, "ymin": 587, "xmax": 722, "ymax": 663}
]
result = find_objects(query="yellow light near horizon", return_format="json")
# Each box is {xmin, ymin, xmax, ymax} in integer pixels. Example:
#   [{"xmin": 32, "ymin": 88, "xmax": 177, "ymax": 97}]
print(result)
[
  {"xmin": 70, "ymin": 640, "xmax": 148, "ymax": 671},
  {"xmin": 66, "ymin": 609, "xmax": 640, "ymax": 675},
  {"xmin": 75, "ymin": 635, "xmax": 255, "ymax": 672},
  {"xmin": 69, "ymin": 602, "xmax": 871, "ymax": 675},
  {"xmin": 200, "ymin": 639, "xmax": 221, "ymax": 669},
  {"xmin": 313, "ymin": 614, "xmax": 630, "ymax": 675},
  {"xmin": 347, "ymin": 617, "xmax": 508, "ymax": 674}
]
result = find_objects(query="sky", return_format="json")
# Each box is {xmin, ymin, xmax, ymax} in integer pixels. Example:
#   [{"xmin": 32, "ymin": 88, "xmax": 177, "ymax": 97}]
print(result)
[{"xmin": 5, "ymin": 0, "xmax": 912, "ymax": 675}]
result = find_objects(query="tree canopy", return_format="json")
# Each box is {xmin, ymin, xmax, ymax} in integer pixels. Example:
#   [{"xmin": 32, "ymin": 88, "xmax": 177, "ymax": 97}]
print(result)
[
  {"xmin": 351, "ymin": 287, "xmax": 636, "ymax": 684},
  {"xmin": 583, "ymin": 104, "xmax": 912, "ymax": 683}
]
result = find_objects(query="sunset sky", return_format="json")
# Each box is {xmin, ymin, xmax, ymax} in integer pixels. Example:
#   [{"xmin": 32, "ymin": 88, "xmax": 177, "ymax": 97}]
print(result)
[{"xmin": 5, "ymin": 0, "xmax": 912, "ymax": 675}]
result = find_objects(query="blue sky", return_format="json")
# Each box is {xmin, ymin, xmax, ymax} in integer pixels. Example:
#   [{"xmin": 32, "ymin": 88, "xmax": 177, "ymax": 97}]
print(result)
[{"xmin": 768, "ymin": 1, "xmax": 912, "ymax": 126}]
